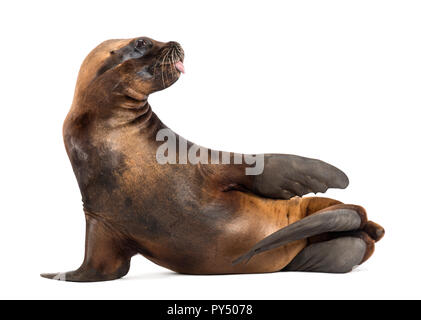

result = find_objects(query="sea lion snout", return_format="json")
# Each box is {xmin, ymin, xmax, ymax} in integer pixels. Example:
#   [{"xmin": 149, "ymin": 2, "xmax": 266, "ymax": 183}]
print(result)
[
  {"xmin": 166, "ymin": 41, "xmax": 184, "ymax": 60},
  {"xmin": 154, "ymin": 40, "xmax": 185, "ymax": 73}
]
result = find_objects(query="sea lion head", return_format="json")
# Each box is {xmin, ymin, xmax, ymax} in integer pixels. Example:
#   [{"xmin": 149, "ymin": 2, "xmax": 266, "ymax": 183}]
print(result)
[{"xmin": 73, "ymin": 37, "xmax": 184, "ymax": 105}]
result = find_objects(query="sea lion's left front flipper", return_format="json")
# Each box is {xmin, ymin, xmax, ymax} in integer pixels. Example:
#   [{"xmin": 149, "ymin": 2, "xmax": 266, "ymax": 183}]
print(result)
[
  {"xmin": 41, "ymin": 212, "xmax": 135, "ymax": 282},
  {"xmin": 250, "ymin": 154, "xmax": 349, "ymax": 199}
]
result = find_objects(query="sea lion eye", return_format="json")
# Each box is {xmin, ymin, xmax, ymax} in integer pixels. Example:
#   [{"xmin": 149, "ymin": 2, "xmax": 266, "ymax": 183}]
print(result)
[{"xmin": 136, "ymin": 39, "xmax": 147, "ymax": 49}]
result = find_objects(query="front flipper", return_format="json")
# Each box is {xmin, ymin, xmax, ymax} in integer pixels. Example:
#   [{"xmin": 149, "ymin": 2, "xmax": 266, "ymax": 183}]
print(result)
[
  {"xmin": 41, "ymin": 213, "xmax": 135, "ymax": 282},
  {"xmin": 252, "ymin": 154, "xmax": 349, "ymax": 199}
]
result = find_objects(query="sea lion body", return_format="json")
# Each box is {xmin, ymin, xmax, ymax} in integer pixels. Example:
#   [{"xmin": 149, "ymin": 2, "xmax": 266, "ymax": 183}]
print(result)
[
  {"xmin": 42, "ymin": 37, "xmax": 384, "ymax": 281},
  {"xmin": 65, "ymin": 108, "xmax": 339, "ymax": 274}
]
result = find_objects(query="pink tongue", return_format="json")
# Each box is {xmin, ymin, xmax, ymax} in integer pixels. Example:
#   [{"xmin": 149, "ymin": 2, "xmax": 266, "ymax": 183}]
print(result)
[{"xmin": 175, "ymin": 61, "xmax": 185, "ymax": 74}]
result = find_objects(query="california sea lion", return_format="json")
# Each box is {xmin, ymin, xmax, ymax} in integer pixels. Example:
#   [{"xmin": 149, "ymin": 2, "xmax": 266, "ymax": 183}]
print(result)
[{"xmin": 41, "ymin": 37, "xmax": 384, "ymax": 281}]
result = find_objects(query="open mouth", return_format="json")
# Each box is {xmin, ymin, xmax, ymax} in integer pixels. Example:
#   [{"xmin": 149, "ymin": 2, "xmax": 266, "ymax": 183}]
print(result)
[
  {"xmin": 175, "ymin": 60, "xmax": 185, "ymax": 74},
  {"xmin": 153, "ymin": 60, "xmax": 185, "ymax": 75}
]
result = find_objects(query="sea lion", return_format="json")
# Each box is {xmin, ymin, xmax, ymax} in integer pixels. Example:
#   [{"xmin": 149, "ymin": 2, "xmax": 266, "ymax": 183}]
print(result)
[{"xmin": 41, "ymin": 37, "xmax": 384, "ymax": 282}]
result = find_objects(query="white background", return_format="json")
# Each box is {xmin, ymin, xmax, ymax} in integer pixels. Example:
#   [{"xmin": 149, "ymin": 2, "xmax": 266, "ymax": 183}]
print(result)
[{"xmin": 1, "ymin": 0, "xmax": 420, "ymax": 299}]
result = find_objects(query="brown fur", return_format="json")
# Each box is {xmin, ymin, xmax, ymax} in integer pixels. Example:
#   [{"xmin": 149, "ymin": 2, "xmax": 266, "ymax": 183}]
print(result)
[{"xmin": 42, "ymin": 37, "xmax": 384, "ymax": 281}]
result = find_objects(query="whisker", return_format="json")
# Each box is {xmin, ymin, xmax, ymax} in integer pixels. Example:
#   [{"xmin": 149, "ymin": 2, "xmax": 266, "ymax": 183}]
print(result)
[
  {"xmin": 170, "ymin": 49, "xmax": 176, "ymax": 77},
  {"xmin": 160, "ymin": 49, "xmax": 171, "ymax": 86},
  {"xmin": 155, "ymin": 45, "xmax": 184, "ymax": 87}
]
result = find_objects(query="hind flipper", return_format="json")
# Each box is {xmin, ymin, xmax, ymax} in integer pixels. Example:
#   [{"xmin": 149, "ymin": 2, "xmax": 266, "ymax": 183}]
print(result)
[
  {"xmin": 283, "ymin": 236, "xmax": 368, "ymax": 273},
  {"xmin": 363, "ymin": 220, "xmax": 385, "ymax": 242},
  {"xmin": 233, "ymin": 204, "xmax": 367, "ymax": 265}
]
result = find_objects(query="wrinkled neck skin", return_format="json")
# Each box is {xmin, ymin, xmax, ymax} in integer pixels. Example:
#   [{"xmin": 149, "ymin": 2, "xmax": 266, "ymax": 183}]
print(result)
[
  {"xmin": 101, "ymin": 81, "xmax": 155, "ymax": 129},
  {"xmin": 104, "ymin": 99, "xmax": 155, "ymax": 130},
  {"xmin": 64, "ymin": 80, "xmax": 165, "ymax": 144}
]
